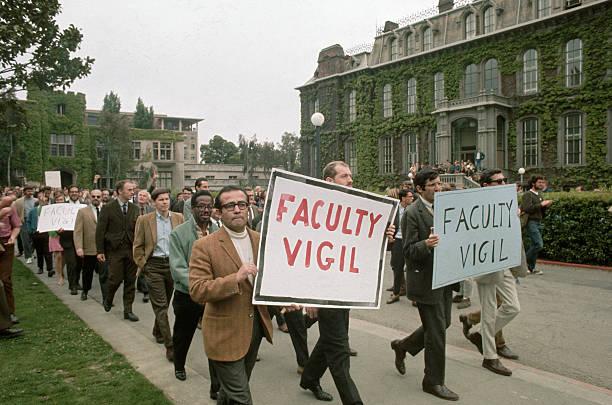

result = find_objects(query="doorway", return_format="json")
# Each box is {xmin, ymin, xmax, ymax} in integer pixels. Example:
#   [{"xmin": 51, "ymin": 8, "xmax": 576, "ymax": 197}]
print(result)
[{"xmin": 451, "ymin": 118, "xmax": 478, "ymax": 163}]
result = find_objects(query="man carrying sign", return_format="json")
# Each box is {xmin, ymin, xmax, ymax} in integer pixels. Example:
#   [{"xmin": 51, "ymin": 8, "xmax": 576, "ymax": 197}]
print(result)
[{"xmin": 390, "ymin": 168, "xmax": 459, "ymax": 401}]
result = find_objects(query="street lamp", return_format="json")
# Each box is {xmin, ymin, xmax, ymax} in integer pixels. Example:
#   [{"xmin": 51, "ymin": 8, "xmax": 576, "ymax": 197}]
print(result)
[
  {"xmin": 310, "ymin": 112, "xmax": 325, "ymax": 178},
  {"xmin": 518, "ymin": 167, "xmax": 525, "ymax": 185}
]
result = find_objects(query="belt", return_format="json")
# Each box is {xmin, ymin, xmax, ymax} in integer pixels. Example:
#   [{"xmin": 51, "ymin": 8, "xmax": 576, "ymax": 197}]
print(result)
[{"xmin": 149, "ymin": 256, "xmax": 169, "ymax": 261}]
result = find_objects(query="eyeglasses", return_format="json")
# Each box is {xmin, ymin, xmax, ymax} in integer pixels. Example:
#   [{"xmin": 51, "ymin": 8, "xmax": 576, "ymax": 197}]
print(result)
[
  {"xmin": 221, "ymin": 201, "xmax": 248, "ymax": 211},
  {"xmin": 490, "ymin": 178, "xmax": 508, "ymax": 185},
  {"xmin": 194, "ymin": 204, "xmax": 213, "ymax": 211},
  {"xmin": 91, "ymin": 195, "xmax": 101, "ymax": 199}
]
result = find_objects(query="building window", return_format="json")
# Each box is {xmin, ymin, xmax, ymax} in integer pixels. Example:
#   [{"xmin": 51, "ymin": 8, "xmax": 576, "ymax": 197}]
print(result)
[
  {"xmin": 390, "ymin": 37, "xmax": 399, "ymax": 61},
  {"xmin": 87, "ymin": 114, "xmax": 98, "ymax": 126},
  {"xmin": 56, "ymin": 104, "xmax": 66, "ymax": 116},
  {"xmin": 405, "ymin": 33, "xmax": 413, "ymax": 56},
  {"xmin": 465, "ymin": 13, "xmax": 476, "ymax": 39},
  {"xmin": 345, "ymin": 140, "xmax": 357, "ymax": 174},
  {"xmin": 132, "ymin": 141, "xmax": 141, "ymax": 160},
  {"xmin": 229, "ymin": 175, "xmax": 238, "ymax": 179},
  {"xmin": 423, "ymin": 27, "xmax": 433, "ymax": 51},
  {"xmin": 464, "ymin": 64, "xmax": 479, "ymax": 97},
  {"xmin": 523, "ymin": 49, "xmax": 539, "ymax": 93},
  {"xmin": 383, "ymin": 84, "xmax": 393, "ymax": 118},
  {"xmin": 49, "ymin": 134, "xmax": 75, "ymax": 157},
  {"xmin": 483, "ymin": 7, "xmax": 495, "ymax": 34},
  {"xmin": 380, "ymin": 137, "xmax": 394, "ymax": 174},
  {"xmin": 348, "ymin": 90, "xmax": 357, "ymax": 123},
  {"xmin": 565, "ymin": 38, "xmax": 583, "ymax": 87},
  {"xmin": 522, "ymin": 118, "xmax": 539, "ymax": 167},
  {"xmin": 153, "ymin": 141, "xmax": 173, "ymax": 160},
  {"xmin": 314, "ymin": 98, "xmax": 320, "ymax": 113},
  {"xmin": 484, "ymin": 59, "xmax": 499, "ymax": 94},
  {"xmin": 406, "ymin": 78, "xmax": 417, "ymax": 114},
  {"xmin": 402, "ymin": 133, "xmax": 418, "ymax": 173},
  {"xmin": 434, "ymin": 72, "xmax": 445, "ymax": 108},
  {"xmin": 537, "ymin": 0, "xmax": 551, "ymax": 18},
  {"xmin": 158, "ymin": 171, "xmax": 172, "ymax": 189},
  {"xmin": 564, "ymin": 113, "xmax": 583, "ymax": 165}
]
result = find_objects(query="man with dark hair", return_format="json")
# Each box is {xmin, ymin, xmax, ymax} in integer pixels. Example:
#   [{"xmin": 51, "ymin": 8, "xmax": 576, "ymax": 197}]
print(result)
[
  {"xmin": 1, "ymin": 195, "xmax": 22, "ymax": 324},
  {"xmin": 390, "ymin": 168, "xmax": 459, "ymax": 401},
  {"xmin": 74, "ymin": 189, "xmax": 103, "ymax": 301},
  {"xmin": 183, "ymin": 178, "xmax": 209, "ymax": 222},
  {"xmin": 134, "ymin": 188, "xmax": 184, "ymax": 361},
  {"xmin": 521, "ymin": 175, "xmax": 552, "ymax": 275},
  {"xmin": 61, "ymin": 185, "xmax": 84, "ymax": 295},
  {"xmin": 189, "ymin": 185, "xmax": 273, "ymax": 404},
  {"xmin": 13, "ymin": 184, "xmax": 36, "ymax": 263},
  {"xmin": 387, "ymin": 189, "xmax": 414, "ymax": 304},
  {"xmin": 96, "ymin": 180, "xmax": 140, "ymax": 321}
]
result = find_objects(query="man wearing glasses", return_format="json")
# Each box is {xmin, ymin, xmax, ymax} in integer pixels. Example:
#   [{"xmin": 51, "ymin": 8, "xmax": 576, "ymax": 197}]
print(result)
[
  {"xmin": 74, "ymin": 189, "xmax": 103, "ymax": 301},
  {"xmin": 189, "ymin": 185, "xmax": 273, "ymax": 404}
]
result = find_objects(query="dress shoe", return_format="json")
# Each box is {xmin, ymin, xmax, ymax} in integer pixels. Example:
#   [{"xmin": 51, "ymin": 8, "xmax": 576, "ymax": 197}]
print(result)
[
  {"xmin": 80, "ymin": 292, "xmax": 88, "ymax": 301},
  {"xmin": 154, "ymin": 335, "xmax": 164, "ymax": 344},
  {"xmin": 386, "ymin": 294, "xmax": 400, "ymax": 304},
  {"xmin": 165, "ymin": 347, "xmax": 174, "ymax": 362},
  {"xmin": 0, "ymin": 327, "xmax": 24, "ymax": 339},
  {"xmin": 467, "ymin": 332, "xmax": 483, "ymax": 354},
  {"xmin": 124, "ymin": 312, "xmax": 139, "ymax": 322},
  {"xmin": 497, "ymin": 345, "xmax": 519, "ymax": 360},
  {"xmin": 142, "ymin": 293, "xmax": 149, "ymax": 303},
  {"xmin": 174, "ymin": 369, "xmax": 186, "ymax": 381},
  {"xmin": 9, "ymin": 314, "xmax": 19, "ymax": 324},
  {"xmin": 349, "ymin": 348, "xmax": 358, "ymax": 356},
  {"xmin": 452, "ymin": 294, "xmax": 464, "ymax": 303},
  {"xmin": 26, "ymin": 257, "xmax": 33, "ymax": 264},
  {"xmin": 411, "ymin": 300, "xmax": 418, "ymax": 307},
  {"xmin": 210, "ymin": 391, "xmax": 218, "ymax": 400},
  {"xmin": 37, "ymin": 268, "xmax": 44, "ymax": 274},
  {"xmin": 300, "ymin": 383, "xmax": 333, "ymax": 401},
  {"xmin": 390, "ymin": 339, "xmax": 406, "ymax": 375},
  {"xmin": 70, "ymin": 288, "xmax": 78, "ymax": 295},
  {"xmin": 422, "ymin": 384, "xmax": 459, "ymax": 401},
  {"xmin": 297, "ymin": 366, "xmax": 304, "ymax": 374},
  {"xmin": 48, "ymin": 270, "xmax": 55, "ymax": 277},
  {"xmin": 457, "ymin": 298, "xmax": 471, "ymax": 309},
  {"xmin": 482, "ymin": 358, "xmax": 512, "ymax": 376},
  {"xmin": 103, "ymin": 300, "xmax": 112, "ymax": 312},
  {"xmin": 459, "ymin": 314, "xmax": 472, "ymax": 338}
]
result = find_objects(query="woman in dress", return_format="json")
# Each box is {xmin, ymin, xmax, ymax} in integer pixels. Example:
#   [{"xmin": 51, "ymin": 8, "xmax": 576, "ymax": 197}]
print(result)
[{"xmin": 48, "ymin": 192, "xmax": 65, "ymax": 285}]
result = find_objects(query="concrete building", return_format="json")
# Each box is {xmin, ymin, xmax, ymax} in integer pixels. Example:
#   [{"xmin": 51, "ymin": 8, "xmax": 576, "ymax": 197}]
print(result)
[{"xmin": 184, "ymin": 163, "xmax": 273, "ymax": 191}]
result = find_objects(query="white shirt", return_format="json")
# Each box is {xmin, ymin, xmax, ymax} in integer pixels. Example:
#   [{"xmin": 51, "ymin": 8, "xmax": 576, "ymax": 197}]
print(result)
[{"xmin": 225, "ymin": 227, "xmax": 254, "ymax": 285}]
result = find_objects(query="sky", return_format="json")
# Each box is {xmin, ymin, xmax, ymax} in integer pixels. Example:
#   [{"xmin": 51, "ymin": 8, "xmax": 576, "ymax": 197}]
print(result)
[{"xmin": 57, "ymin": 0, "xmax": 431, "ymax": 146}]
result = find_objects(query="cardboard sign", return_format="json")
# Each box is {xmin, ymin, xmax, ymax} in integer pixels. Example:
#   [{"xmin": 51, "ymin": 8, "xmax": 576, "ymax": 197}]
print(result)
[
  {"xmin": 44, "ymin": 171, "xmax": 62, "ymax": 188},
  {"xmin": 432, "ymin": 185, "xmax": 521, "ymax": 289},
  {"xmin": 37, "ymin": 203, "xmax": 87, "ymax": 232},
  {"xmin": 253, "ymin": 169, "xmax": 397, "ymax": 309}
]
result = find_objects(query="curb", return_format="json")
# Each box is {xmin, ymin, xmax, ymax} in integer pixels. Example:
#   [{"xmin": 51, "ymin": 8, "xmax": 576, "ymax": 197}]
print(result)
[{"xmin": 537, "ymin": 259, "xmax": 612, "ymax": 272}]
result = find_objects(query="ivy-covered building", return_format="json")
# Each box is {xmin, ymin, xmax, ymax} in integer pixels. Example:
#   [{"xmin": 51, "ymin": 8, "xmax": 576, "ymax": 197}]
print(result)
[
  {"xmin": 297, "ymin": 0, "xmax": 612, "ymax": 189},
  {"xmin": 12, "ymin": 89, "xmax": 202, "ymax": 189}
]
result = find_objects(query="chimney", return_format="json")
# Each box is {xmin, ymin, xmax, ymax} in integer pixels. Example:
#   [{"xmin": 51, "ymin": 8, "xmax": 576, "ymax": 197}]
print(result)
[{"xmin": 438, "ymin": 0, "xmax": 454, "ymax": 13}]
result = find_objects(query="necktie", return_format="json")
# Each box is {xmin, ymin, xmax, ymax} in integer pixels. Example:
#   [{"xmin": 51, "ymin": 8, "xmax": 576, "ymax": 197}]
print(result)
[
  {"xmin": 122, "ymin": 203, "xmax": 127, "ymax": 216},
  {"xmin": 140, "ymin": 207, "xmax": 145, "ymax": 216},
  {"xmin": 96, "ymin": 207, "xmax": 100, "ymax": 220}
]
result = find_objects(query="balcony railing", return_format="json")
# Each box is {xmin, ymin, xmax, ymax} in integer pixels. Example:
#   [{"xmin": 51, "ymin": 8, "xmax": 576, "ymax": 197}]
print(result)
[{"xmin": 434, "ymin": 91, "xmax": 514, "ymax": 112}]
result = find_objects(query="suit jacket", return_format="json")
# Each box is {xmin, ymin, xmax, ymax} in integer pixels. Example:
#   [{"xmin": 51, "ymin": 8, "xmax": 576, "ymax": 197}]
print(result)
[
  {"xmin": 402, "ymin": 197, "xmax": 457, "ymax": 304},
  {"xmin": 73, "ymin": 206, "xmax": 99, "ymax": 256},
  {"xmin": 95, "ymin": 199, "xmax": 139, "ymax": 254},
  {"xmin": 189, "ymin": 227, "xmax": 273, "ymax": 362},
  {"xmin": 133, "ymin": 211, "xmax": 184, "ymax": 269}
]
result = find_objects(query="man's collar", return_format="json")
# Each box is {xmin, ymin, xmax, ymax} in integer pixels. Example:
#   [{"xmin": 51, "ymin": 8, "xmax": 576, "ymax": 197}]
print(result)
[
  {"xmin": 419, "ymin": 195, "xmax": 433, "ymax": 208},
  {"xmin": 156, "ymin": 210, "xmax": 170, "ymax": 219}
]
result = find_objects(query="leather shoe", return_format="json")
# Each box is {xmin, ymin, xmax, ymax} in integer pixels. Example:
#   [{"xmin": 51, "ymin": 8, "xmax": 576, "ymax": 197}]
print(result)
[
  {"xmin": 0, "ymin": 327, "xmax": 24, "ymax": 339},
  {"xmin": 482, "ymin": 358, "xmax": 512, "ymax": 376},
  {"xmin": 467, "ymin": 332, "xmax": 483, "ymax": 354},
  {"xmin": 422, "ymin": 384, "xmax": 459, "ymax": 401},
  {"xmin": 390, "ymin": 339, "xmax": 406, "ymax": 375},
  {"xmin": 297, "ymin": 366, "xmax": 304, "ymax": 374},
  {"xmin": 210, "ymin": 391, "xmax": 218, "ymax": 400},
  {"xmin": 386, "ymin": 294, "xmax": 400, "ymax": 304},
  {"xmin": 103, "ymin": 300, "xmax": 112, "ymax": 312},
  {"xmin": 497, "ymin": 345, "xmax": 519, "ymax": 360},
  {"xmin": 37, "ymin": 268, "xmax": 44, "ymax": 274},
  {"xmin": 154, "ymin": 336, "xmax": 164, "ymax": 344},
  {"xmin": 452, "ymin": 294, "xmax": 464, "ymax": 303},
  {"xmin": 349, "ymin": 347, "xmax": 358, "ymax": 356},
  {"xmin": 142, "ymin": 293, "xmax": 149, "ymax": 303},
  {"xmin": 124, "ymin": 312, "xmax": 139, "ymax": 322},
  {"xmin": 70, "ymin": 288, "xmax": 78, "ymax": 295},
  {"xmin": 48, "ymin": 270, "xmax": 55, "ymax": 277},
  {"xmin": 166, "ymin": 347, "xmax": 174, "ymax": 362},
  {"xmin": 300, "ymin": 383, "xmax": 333, "ymax": 401},
  {"xmin": 459, "ymin": 314, "xmax": 472, "ymax": 338},
  {"xmin": 175, "ymin": 369, "xmax": 186, "ymax": 381},
  {"xmin": 80, "ymin": 292, "xmax": 87, "ymax": 301}
]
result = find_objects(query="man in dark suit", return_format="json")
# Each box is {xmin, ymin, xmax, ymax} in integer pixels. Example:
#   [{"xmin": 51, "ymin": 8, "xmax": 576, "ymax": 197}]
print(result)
[
  {"xmin": 96, "ymin": 180, "xmax": 140, "ymax": 321},
  {"xmin": 60, "ymin": 185, "xmax": 84, "ymax": 295},
  {"xmin": 387, "ymin": 189, "xmax": 414, "ymax": 304},
  {"xmin": 390, "ymin": 168, "xmax": 459, "ymax": 401}
]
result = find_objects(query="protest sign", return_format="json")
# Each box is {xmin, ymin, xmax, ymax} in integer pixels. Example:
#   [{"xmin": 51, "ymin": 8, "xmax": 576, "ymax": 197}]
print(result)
[
  {"xmin": 253, "ymin": 169, "xmax": 397, "ymax": 309},
  {"xmin": 432, "ymin": 184, "xmax": 521, "ymax": 289},
  {"xmin": 44, "ymin": 171, "xmax": 62, "ymax": 188},
  {"xmin": 37, "ymin": 203, "xmax": 86, "ymax": 233}
]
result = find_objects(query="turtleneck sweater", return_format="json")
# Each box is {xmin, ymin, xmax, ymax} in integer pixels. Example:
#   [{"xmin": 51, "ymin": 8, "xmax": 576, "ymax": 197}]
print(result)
[{"xmin": 225, "ymin": 227, "xmax": 254, "ymax": 284}]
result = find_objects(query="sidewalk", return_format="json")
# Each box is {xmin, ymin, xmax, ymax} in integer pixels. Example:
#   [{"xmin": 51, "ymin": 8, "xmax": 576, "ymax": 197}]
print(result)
[{"xmin": 19, "ymin": 257, "xmax": 612, "ymax": 404}]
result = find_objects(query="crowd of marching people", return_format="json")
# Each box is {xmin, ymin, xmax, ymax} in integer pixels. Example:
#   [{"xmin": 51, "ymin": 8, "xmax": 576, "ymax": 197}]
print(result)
[{"xmin": 0, "ymin": 162, "xmax": 555, "ymax": 404}]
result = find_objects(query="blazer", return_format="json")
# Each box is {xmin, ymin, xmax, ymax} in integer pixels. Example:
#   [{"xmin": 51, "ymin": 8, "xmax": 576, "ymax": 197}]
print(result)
[
  {"xmin": 73, "ymin": 206, "xmax": 99, "ymax": 256},
  {"xmin": 133, "ymin": 211, "xmax": 184, "ymax": 269},
  {"xmin": 189, "ymin": 227, "xmax": 273, "ymax": 362},
  {"xmin": 95, "ymin": 199, "xmax": 139, "ymax": 254}
]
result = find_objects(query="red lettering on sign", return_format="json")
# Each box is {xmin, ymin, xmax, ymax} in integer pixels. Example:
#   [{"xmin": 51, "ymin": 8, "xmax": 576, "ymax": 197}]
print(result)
[
  {"xmin": 283, "ymin": 237, "xmax": 302, "ymax": 266},
  {"xmin": 326, "ymin": 203, "xmax": 342, "ymax": 231},
  {"xmin": 292, "ymin": 198, "xmax": 310, "ymax": 226},
  {"xmin": 311, "ymin": 200, "xmax": 325, "ymax": 229},
  {"xmin": 316, "ymin": 241, "xmax": 334, "ymax": 271},
  {"xmin": 341, "ymin": 206, "xmax": 353, "ymax": 235},
  {"xmin": 276, "ymin": 193, "xmax": 295, "ymax": 222}
]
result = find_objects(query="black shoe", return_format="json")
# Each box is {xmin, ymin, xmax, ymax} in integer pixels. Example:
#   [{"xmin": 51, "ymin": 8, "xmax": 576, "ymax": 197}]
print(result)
[
  {"xmin": 0, "ymin": 328, "xmax": 24, "ymax": 339},
  {"xmin": 390, "ymin": 339, "xmax": 406, "ymax": 375},
  {"xmin": 154, "ymin": 336, "xmax": 164, "ymax": 344},
  {"xmin": 142, "ymin": 293, "xmax": 149, "ymax": 303},
  {"xmin": 300, "ymin": 383, "xmax": 333, "ymax": 401},
  {"xmin": 497, "ymin": 345, "xmax": 519, "ymax": 360},
  {"xmin": 210, "ymin": 391, "xmax": 218, "ymax": 400},
  {"xmin": 452, "ymin": 294, "xmax": 464, "ymax": 303},
  {"xmin": 103, "ymin": 300, "xmax": 112, "ymax": 312},
  {"xmin": 124, "ymin": 312, "xmax": 139, "ymax": 322},
  {"xmin": 80, "ymin": 292, "xmax": 88, "ymax": 301},
  {"xmin": 467, "ymin": 332, "xmax": 483, "ymax": 354},
  {"xmin": 349, "ymin": 348, "xmax": 358, "ymax": 356},
  {"xmin": 48, "ymin": 270, "xmax": 55, "ymax": 277},
  {"xmin": 422, "ymin": 384, "xmax": 459, "ymax": 401},
  {"xmin": 9, "ymin": 314, "xmax": 19, "ymax": 324},
  {"xmin": 37, "ymin": 268, "xmax": 44, "ymax": 274},
  {"xmin": 482, "ymin": 358, "xmax": 512, "ymax": 376},
  {"xmin": 459, "ymin": 314, "xmax": 472, "ymax": 338},
  {"xmin": 175, "ymin": 369, "xmax": 186, "ymax": 381},
  {"xmin": 70, "ymin": 288, "xmax": 78, "ymax": 295}
]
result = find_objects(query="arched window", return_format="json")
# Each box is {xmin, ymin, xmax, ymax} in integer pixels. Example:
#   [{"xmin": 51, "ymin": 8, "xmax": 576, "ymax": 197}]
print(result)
[
  {"xmin": 406, "ymin": 78, "xmax": 417, "ymax": 114},
  {"xmin": 465, "ymin": 13, "xmax": 476, "ymax": 39},
  {"xmin": 434, "ymin": 72, "xmax": 445, "ymax": 108},
  {"xmin": 483, "ymin": 7, "xmax": 495, "ymax": 34},
  {"xmin": 523, "ymin": 49, "xmax": 538, "ymax": 93},
  {"xmin": 565, "ymin": 38, "xmax": 582, "ymax": 87},
  {"xmin": 537, "ymin": 0, "xmax": 551, "ymax": 18},
  {"xmin": 464, "ymin": 64, "xmax": 479, "ymax": 97},
  {"xmin": 423, "ymin": 27, "xmax": 433, "ymax": 51},
  {"xmin": 390, "ymin": 37, "xmax": 399, "ymax": 61},
  {"xmin": 405, "ymin": 33, "xmax": 413, "ymax": 56},
  {"xmin": 484, "ymin": 58, "xmax": 499, "ymax": 94},
  {"xmin": 383, "ymin": 84, "xmax": 393, "ymax": 118},
  {"xmin": 522, "ymin": 118, "xmax": 539, "ymax": 167},
  {"xmin": 348, "ymin": 90, "xmax": 357, "ymax": 123}
]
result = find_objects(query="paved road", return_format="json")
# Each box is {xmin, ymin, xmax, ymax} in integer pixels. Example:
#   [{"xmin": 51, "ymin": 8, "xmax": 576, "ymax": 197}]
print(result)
[{"xmin": 19, "ymin": 256, "xmax": 612, "ymax": 404}]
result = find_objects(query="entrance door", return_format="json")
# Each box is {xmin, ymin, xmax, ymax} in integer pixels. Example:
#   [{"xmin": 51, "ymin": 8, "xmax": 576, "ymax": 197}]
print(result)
[{"xmin": 451, "ymin": 118, "xmax": 477, "ymax": 163}]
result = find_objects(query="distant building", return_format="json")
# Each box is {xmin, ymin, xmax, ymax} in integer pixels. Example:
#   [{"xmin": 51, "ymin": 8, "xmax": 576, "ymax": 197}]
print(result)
[{"xmin": 184, "ymin": 163, "xmax": 273, "ymax": 191}]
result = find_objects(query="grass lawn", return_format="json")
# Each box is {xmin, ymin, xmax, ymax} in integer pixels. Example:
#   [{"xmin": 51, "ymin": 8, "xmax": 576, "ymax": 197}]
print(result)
[{"xmin": 0, "ymin": 260, "xmax": 171, "ymax": 404}]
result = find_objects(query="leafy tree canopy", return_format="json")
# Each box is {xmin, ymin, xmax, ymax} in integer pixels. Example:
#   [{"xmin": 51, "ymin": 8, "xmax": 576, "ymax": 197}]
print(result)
[
  {"xmin": 133, "ymin": 97, "xmax": 154, "ymax": 129},
  {"xmin": 102, "ymin": 91, "xmax": 121, "ymax": 113},
  {"xmin": 200, "ymin": 134, "xmax": 240, "ymax": 164}
]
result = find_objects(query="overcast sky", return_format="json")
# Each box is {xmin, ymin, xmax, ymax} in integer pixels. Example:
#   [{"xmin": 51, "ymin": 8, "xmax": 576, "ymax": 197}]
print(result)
[{"xmin": 58, "ymin": 0, "xmax": 429, "ymax": 146}]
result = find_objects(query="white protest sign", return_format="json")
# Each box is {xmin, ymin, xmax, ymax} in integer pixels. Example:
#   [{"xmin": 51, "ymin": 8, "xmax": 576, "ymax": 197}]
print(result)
[
  {"xmin": 44, "ymin": 171, "xmax": 62, "ymax": 188},
  {"xmin": 253, "ymin": 169, "xmax": 398, "ymax": 309},
  {"xmin": 37, "ymin": 203, "xmax": 87, "ymax": 232},
  {"xmin": 432, "ymin": 185, "xmax": 521, "ymax": 289}
]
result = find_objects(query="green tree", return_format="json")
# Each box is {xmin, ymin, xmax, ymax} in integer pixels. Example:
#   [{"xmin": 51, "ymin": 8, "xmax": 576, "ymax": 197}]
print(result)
[
  {"xmin": 102, "ymin": 91, "xmax": 121, "ymax": 113},
  {"xmin": 133, "ymin": 97, "xmax": 154, "ymax": 129},
  {"xmin": 239, "ymin": 134, "xmax": 259, "ymax": 184},
  {"xmin": 200, "ymin": 134, "xmax": 240, "ymax": 164},
  {"xmin": 278, "ymin": 132, "xmax": 300, "ymax": 172},
  {"xmin": 99, "ymin": 92, "xmax": 130, "ymax": 185}
]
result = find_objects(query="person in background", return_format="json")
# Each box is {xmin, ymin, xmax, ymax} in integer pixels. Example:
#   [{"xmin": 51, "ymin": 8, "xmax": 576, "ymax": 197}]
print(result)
[
  {"xmin": 27, "ymin": 192, "xmax": 53, "ymax": 276},
  {"xmin": 74, "ymin": 189, "xmax": 103, "ymax": 301},
  {"xmin": 521, "ymin": 175, "xmax": 553, "ymax": 275},
  {"xmin": 13, "ymin": 184, "xmax": 36, "ymax": 264},
  {"xmin": 49, "ymin": 192, "xmax": 65, "ymax": 286},
  {"xmin": 0, "ymin": 194, "xmax": 22, "ymax": 325},
  {"xmin": 387, "ymin": 189, "xmax": 414, "ymax": 304},
  {"xmin": 183, "ymin": 178, "xmax": 209, "ymax": 222}
]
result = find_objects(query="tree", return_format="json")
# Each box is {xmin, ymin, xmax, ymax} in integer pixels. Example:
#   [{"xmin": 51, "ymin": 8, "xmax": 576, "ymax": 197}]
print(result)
[
  {"xmin": 199, "ymin": 134, "xmax": 240, "ymax": 164},
  {"xmin": 133, "ymin": 97, "xmax": 154, "ymax": 129},
  {"xmin": 278, "ymin": 132, "xmax": 301, "ymax": 172},
  {"xmin": 0, "ymin": 0, "xmax": 94, "ymax": 98},
  {"xmin": 98, "ymin": 92, "xmax": 130, "ymax": 186},
  {"xmin": 102, "ymin": 91, "xmax": 121, "ymax": 113},
  {"xmin": 238, "ymin": 134, "xmax": 259, "ymax": 184}
]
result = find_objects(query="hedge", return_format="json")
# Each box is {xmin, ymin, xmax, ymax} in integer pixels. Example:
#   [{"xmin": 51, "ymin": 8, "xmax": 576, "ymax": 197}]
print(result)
[{"xmin": 538, "ymin": 192, "xmax": 611, "ymax": 266}]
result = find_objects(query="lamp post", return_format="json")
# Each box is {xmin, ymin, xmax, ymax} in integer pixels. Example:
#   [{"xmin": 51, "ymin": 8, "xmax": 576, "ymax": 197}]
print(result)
[
  {"xmin": 310, "ymin": 112, "xmax": 325, "ymax": 179},
  {"xmin": 518, "ymin": 167, "xmax": 525, "ymax": 185}
]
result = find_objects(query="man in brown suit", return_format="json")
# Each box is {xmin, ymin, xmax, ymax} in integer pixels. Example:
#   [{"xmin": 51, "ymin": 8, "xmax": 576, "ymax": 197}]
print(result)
[
  {"xmin": 74, "ymin": 189, "xmax": 102, "ymax": 301},
  {"xmin": 133, "ymin": 188, "xmax": 183, "ymax": 362},
  {"xmin": 189, "ymin": 185, "xmax": 273, "ymax": 405}
]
